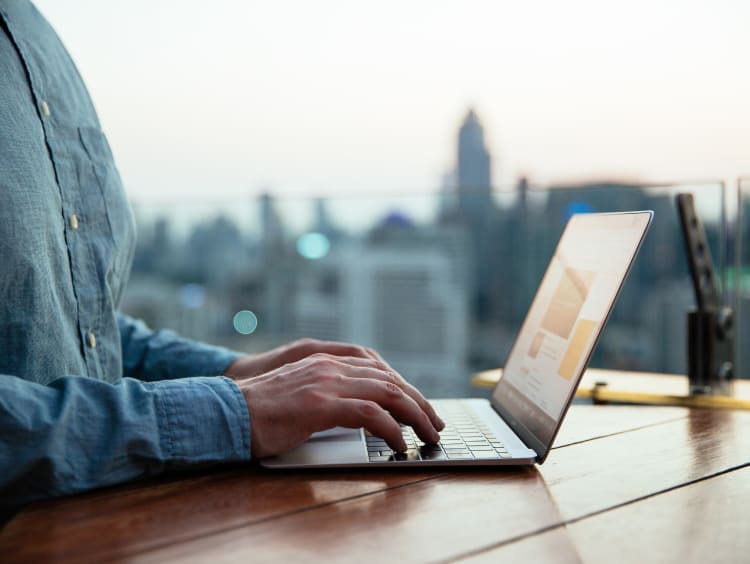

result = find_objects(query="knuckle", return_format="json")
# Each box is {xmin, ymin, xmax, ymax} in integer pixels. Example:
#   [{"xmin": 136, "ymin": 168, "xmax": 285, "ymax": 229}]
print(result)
[
  {"xmin": 384, "ymin": 370, "xmax": 401, "ymax": 384},
  {"xmin": 386, "ymin": 370, "xmax": 405, "ymax": 386},
  {"xmin": 348, "ymin": 345, "xmax": 367, "ymax": 358},
  {"xmin": 360, "ymin": 400, "xmax": 381, "ymax": 418},
  {"xmin": 383, "ymin": 381, "xmax": 402, "ymax": 398},
  {"xmin": 366, "ymin": 347, "xmax": 382, "ymax": 360},
  {"xmin": 310, "ymin": 355, "xmax": 336, "ymax": 370},
  {"xmin": 296, "ymin": 337, "xmax": 318, "ymax": 350}
]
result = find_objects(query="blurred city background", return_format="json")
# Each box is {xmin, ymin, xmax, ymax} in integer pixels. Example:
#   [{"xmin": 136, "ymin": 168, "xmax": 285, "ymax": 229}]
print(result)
[
  {"xmin": 121, "ymin": 111, "xmax": 745, "ymax": 397},
  {"xmin": 34, "ymin": 1, "xmax": 749, "ymax": 396}
]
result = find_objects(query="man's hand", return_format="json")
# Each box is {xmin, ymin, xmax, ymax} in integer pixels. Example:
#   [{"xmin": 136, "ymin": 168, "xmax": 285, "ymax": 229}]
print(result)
[
  {"xmin": 233, "ymin": 353, "xmax": 445, "ymax": 459},
  {"xmin": 224, "ymin": 338, "xmax": 387, "ymax": 380}
]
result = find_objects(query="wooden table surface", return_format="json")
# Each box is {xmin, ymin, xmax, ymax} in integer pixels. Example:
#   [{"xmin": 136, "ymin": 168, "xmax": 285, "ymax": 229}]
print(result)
[{"xmin": 2, "ymin": 404, "xmax": 749, "ymax": 563}]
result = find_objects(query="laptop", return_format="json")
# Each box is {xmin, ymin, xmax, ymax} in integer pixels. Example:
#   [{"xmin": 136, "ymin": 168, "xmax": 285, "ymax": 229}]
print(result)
[{"xmin": 261, "ymin": 210, "xmax": 654, "ymax": 468}]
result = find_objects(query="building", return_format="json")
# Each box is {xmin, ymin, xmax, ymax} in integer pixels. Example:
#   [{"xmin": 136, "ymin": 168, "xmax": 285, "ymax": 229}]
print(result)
[
  {"xmin": 456, "ymin": 108, "xmax": 493, "ymax": 227},
  {"xmin": 292, "ymin": 236, "xmax": 470, "ymax": 397}
]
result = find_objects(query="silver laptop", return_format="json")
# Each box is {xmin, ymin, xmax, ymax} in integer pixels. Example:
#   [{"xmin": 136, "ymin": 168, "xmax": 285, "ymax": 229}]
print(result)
[{"xmin": 261, "ymin": 211, "xmax": 653, "ymax": 468}]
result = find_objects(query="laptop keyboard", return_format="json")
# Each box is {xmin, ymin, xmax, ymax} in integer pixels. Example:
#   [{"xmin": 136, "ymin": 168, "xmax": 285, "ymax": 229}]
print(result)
[{"xmin": 366, "ymin": 403, "xmax": 510, "ymax": 462}]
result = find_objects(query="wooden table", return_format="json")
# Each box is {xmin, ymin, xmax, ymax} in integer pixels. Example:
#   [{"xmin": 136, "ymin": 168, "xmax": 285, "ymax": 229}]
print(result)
[{"xmin": 2, "ymin": 402, "xmax": 749, "ymax": 563}]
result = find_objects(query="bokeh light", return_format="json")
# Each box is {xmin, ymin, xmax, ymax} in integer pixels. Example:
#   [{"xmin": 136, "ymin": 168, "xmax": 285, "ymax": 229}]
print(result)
[
  {"xmin": 296, "ymin": 232, "xmax": 330, "ymax": 260},
  {"xmin": 232, "ymin": 310, "xmax": 259, "ymax": 335}
]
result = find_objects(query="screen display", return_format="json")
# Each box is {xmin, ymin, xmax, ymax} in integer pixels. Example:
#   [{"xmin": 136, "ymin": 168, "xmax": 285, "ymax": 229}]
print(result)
[{"xmin": 492, "ymin": 212, "xmax": 652, "ymax": 448}]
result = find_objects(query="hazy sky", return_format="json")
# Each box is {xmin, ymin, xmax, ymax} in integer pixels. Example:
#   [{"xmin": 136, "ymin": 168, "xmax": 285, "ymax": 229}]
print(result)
[{"xmin": 34, "ymin": 0, "xmax": 750, "ymax": 204}]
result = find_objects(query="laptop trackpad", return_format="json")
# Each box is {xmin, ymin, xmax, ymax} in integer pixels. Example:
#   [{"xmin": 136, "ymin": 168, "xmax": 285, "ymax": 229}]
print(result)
[{"xmin": 261, "ymin": 427, "xmax": 368, "ymax": 467}]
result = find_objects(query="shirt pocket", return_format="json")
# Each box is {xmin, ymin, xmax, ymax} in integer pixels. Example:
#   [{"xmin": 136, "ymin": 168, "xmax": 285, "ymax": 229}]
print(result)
[{"xmin": 78, "ymin": 126, "xmax": 137, "ymax": 303}]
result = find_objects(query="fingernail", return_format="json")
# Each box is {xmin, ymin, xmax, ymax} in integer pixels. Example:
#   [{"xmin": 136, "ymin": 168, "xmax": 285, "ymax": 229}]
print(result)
[
  {"xmin": 431, "ymin": 430, "xmax": 441, "ymax": 444},
  {"xmin": 437, "ymin": 417, "xmax": 446, "ymax": 431}
]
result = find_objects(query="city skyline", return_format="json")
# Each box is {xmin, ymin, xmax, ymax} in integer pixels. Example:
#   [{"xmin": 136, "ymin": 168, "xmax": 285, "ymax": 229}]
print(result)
[
  {"xmin": 121, "ymin": 90, "xmax": 745, "ymax": 394},
  {"xmin": 34, "ymin": 0, "xmax": 750, "ymax": 204}
]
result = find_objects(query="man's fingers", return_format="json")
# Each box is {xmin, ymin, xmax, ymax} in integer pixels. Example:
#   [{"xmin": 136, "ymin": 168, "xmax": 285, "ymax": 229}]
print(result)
[
  {"xmin": 333, "ymin": 376, "xmax": 441, "ymax": 444},
  {"xmin": 319, "ymin": 357, "xmax": 444, "ymax": 432},
  {"xmin": 397, "ymin": 380, "xmax": 445, "ymax": 431},
  {"xmin": 321, "ymin": 399, "xmax": 407, "ymax": 452}
]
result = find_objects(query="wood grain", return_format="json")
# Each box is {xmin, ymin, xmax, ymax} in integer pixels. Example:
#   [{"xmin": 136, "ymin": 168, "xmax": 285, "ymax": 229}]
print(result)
[
  {"xmin": 541, "ymin": 409, "xmax": 750, "ymax": 521},
  {"xmin": 457, "ymin": 527, "xmax": 583, "ymax": 564},
  {"xmin": 478, "ymin": 466, "xmax": 750, "ymax": 564},
  {"xmin": 552, "ymin": 405, "xmax": 686, "ymax": 448},
  {"xmin": 128, "ymin": 468, "xmax": 562, "ymax": 564},
  {"xmin": 1, "ymin": 405, "xmax": 742, "ymax": 564},
  {"xmin": 105, "ymin": 409, "xmax": 747, "ymax": 563},
  {"xmin": 567, "ymin": 466, "xmax": 750, "ymax": 564},
  {"xmin": 0, "ymin": 469, "xmax": 437, "ymax": 563}
]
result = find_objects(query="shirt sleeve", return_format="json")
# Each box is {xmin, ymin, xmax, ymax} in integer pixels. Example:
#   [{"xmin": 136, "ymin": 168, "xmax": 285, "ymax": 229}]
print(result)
[
  {"xmin": 118, "ymin": 313, "xmax": 244, "ymax": 382},
  {"xmin": 0, "ymin": 372, "xmax": 251, "ymax": 518}
]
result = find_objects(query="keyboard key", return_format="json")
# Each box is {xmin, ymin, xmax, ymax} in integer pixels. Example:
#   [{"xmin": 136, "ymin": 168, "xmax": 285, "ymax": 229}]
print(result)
[
  {"xmin": 472, "ymin": 451, "xmax": 500, "ymax": 459},
  {"xmin": 368, "ymin": 455, "xmax": 391, "ymax": 462},
  {"xmin": 398, "ymin": 403, "xmax": 515, "ymax": 462},
  {"xmin": 419, "ymin": 448, "xmax": 447, "ymax": 461},
  {"xmin": 393, "ymin": 450, "xmax": 421, "ymax": 461},
  {"xmin": 446, "ymin": 452, "xmax": 474, "ymax": 459}
]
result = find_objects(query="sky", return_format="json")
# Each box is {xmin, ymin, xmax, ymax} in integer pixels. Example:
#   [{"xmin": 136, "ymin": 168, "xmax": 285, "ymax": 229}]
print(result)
[{"xmin": 34, "ymin": 0, "xmax": 750, "ymax": 205}]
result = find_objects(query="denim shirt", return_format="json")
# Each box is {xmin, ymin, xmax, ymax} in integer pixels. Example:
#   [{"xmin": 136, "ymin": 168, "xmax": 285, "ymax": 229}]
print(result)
[{"xmin": 0, "ymin": 1, "xmax": 250, "ymax": 516}]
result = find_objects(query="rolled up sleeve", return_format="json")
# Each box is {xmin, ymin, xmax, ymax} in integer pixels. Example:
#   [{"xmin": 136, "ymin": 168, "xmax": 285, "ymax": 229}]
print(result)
[{"xmin": 156, "ymin": 376, "xmax": 251, "ymax": 465}]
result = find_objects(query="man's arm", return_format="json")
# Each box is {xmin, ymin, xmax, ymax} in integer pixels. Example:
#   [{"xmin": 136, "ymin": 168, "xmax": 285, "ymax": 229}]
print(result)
[
  {"xmin": 0, "ymin": 373, "xmax": 249, "ymax": 518},
  {"xmin": 0, "ymin": 343, "xmax": 445, "ymax": 518},
  {"xmin": 118, "ymin": 313, "xmax": 243, "ymax": 382}
]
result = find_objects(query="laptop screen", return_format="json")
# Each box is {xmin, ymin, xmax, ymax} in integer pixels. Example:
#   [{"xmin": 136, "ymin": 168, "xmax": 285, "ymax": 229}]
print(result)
[{"xmin": 492, "ymin": 211, "xmax": 653, "ymax": 458}]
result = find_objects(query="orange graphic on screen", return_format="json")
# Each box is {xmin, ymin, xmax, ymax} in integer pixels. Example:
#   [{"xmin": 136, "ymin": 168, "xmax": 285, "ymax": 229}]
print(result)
[
  {"xmin": 558, "ymin": 319, "xmax": 597, "ymax": 380},
  {"xmin": 540, "ymin": 267, "xmax": 596, "ymax": 339}
]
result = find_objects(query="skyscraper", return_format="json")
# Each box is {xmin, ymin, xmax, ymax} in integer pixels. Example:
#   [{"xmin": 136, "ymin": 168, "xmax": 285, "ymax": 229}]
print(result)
[
  {"xmin": 456, "ymin": 108, "xmax": 492, "ymax": 227},
  {"xmin": 450, "ymin": 108, "xmax": 497, "ymax": 322},
  {"xmin": 259, "ymin": 192, "xmax": 284, "ymax": 249}
]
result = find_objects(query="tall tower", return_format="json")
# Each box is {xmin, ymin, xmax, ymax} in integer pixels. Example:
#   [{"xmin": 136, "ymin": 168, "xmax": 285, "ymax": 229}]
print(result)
[
  {"xmin": 259, "ymin": 192, "xmax": 283, "ymax": 249},
  {"xmin": 456, "ymin": 108, "xmax": 492, "ymax": 226}
]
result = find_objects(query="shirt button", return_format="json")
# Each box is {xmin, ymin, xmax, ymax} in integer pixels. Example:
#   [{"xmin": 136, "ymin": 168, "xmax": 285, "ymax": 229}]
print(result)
[
  {"xmin": 70, "ymin": 214, "xmax": 79, "ymax": 230},
  {"xmin": 88, "ymin": 331, "xmax": 97, "ymax": 348},
  {"xmin": 41, "ymin": 100, "xmax": 50, "ymax": 117}
]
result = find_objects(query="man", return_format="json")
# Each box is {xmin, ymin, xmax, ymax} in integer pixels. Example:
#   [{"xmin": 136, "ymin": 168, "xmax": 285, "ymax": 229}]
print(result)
[{"xmin": 0, "ymin": 1, "xmax": 443, "ymax": 519}]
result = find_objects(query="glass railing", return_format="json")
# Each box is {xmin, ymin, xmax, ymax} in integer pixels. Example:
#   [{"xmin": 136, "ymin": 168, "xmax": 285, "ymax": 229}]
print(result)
[
  {"xmin": 737, "ymin": 178, "xmax": 750, "ymax": 380},
  {"xmin": 122, "ymin": 180, "xmax": 728, "ymax": 397}
]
